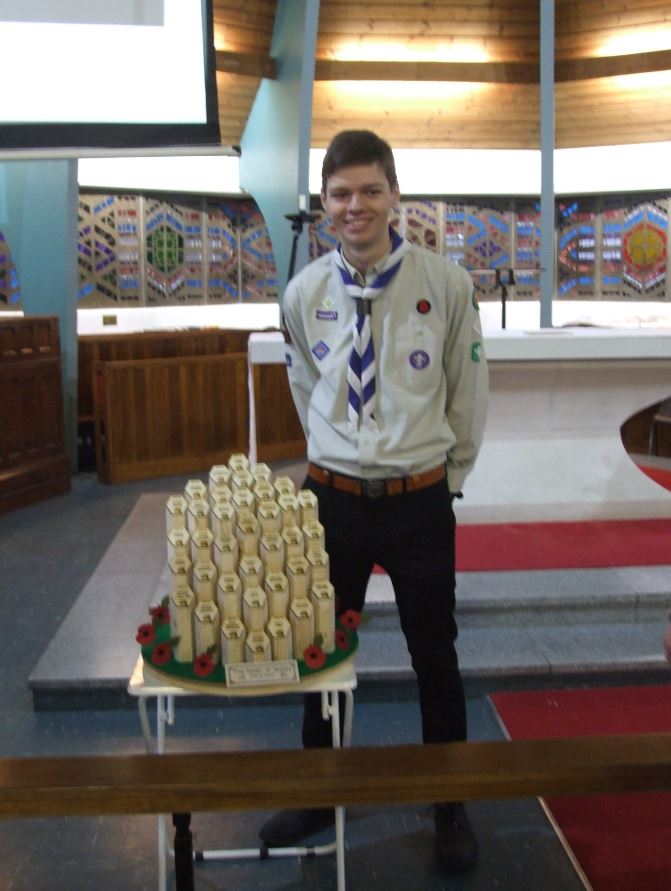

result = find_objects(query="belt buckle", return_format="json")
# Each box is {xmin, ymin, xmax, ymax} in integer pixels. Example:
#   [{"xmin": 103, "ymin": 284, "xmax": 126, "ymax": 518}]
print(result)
[{"xmin": 362, "ymin": 479, "xmax": 386, "ymax": 498}]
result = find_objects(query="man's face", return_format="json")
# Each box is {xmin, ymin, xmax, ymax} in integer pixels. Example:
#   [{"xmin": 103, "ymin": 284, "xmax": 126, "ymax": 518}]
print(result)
[{"xmin": 321, "ymin": 162, "xmax": 400, "ymax": 262}]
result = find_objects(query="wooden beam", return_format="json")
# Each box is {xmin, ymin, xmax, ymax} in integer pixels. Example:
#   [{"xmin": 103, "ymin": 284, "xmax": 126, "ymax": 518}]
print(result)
[
  {"xmin": 314, "ymin": 59, "xmax": 539, "ymax": 83},
  {"xmin": 217, "ymin": 48, "xmax": 671, "ymax": 85},
  {"xmin": 557, "ymin": 49, "xmax": 671, "ymax": 82},
  {"xmin": 216, "ymin": 49, "xmax": 277, "ymax": 78},
  {"xmin": 2, "ymin": 734, "xmax": 671, "ymax": 819}
]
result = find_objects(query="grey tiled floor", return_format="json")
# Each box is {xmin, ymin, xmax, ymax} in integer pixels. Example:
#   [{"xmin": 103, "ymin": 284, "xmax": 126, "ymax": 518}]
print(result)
[
  {"xmin": 3, "ymin": 465, "xmax": 670, "ymax": 889},
  {"xmin": 28, "ymin": 481, "xmax": 671, "ymax": 702}
]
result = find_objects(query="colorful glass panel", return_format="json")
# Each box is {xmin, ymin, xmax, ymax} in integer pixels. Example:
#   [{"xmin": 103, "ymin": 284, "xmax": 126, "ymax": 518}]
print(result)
[
  {"xmin": 458, "ymin": 202, "xmax": 513, "ymax": 301},
  {"xmin": 622, "ymin": 200, "xmax": 667, "ymax": 299},
  {"xmin": 599, "ymin": 198, "xmax": 625, "ymax": 299},
  {"xmin": 78, "ymin": 194, "xmax": 123, "ymax": 306},
  {"xmin": 514, "ymin": 202, "xmax": 541, "ymax": 300},
  {"xmin": 402, "ymin": 200, "xmax": 441, "ymax": 252},
  {"xmin": 145, "ymin": 199, "xmax": 205, "ymax": 305},
  {"xmin": 207, "ymin": 203, "xmax": 239, "ymax": 302},
  {"xmin": 309, "ymin": 211, "xmax": 338, "ymax": 260},
  {"xmin": 557, "ymin": 199, "xmax": 597, "ymax": 299},
  {"xmin": 0, "ymin": 229, "xmax": 21, "ymax": 307},
  {"xmin": 114, "ymin": 195, "xmax": 143, "ymax": 303},
  {"xmin": 444, "ymin": 203, "xmax": 466, "ymax": 268},
  {"xmin": 239, "ymin": 201, "xmax": 278, "ymax": 302},
  {"xmin": 73, "ymin": 192, "xmax": 671, "ymax": 309}
]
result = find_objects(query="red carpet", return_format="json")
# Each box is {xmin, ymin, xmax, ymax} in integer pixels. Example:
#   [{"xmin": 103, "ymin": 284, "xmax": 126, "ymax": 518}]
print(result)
[
  {"xmin": 370, "ymin": 516, "xmax": 671, "ymax": 573},
  {"xmin": 454, "ymin": 517, "xmax": 671, "ymax": 571},
  {"xmin": 639, "ymin": 463, "xmax": 671, "ymax": 492},
  {"xmin": 491, "ymin": 685, "xmax": 671, "ymax": 891}
]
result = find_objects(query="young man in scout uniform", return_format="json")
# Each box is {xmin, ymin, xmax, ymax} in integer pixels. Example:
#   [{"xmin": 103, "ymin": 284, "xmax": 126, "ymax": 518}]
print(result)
[{"xmin": 259, "ymin": 129, "xmax": 489, "ymax": 873}]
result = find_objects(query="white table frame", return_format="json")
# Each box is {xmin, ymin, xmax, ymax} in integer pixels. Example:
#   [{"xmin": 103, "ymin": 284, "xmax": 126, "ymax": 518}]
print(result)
[{"xmin": 127, "ymin": 657, "xmax": 356, "ymax": 891}]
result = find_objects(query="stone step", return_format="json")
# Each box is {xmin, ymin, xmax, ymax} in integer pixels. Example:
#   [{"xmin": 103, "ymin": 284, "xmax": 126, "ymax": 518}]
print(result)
[
  {"xmin": 28, "ymin": 490, "xmax": 671, "ymax": 709},
  {"xmin": 366, "ymin": 566, "xmax": 671, "ymax": 626},
  {"xmin": 355, "ymin": 620, "xmax": 669, "ymax": 701}
]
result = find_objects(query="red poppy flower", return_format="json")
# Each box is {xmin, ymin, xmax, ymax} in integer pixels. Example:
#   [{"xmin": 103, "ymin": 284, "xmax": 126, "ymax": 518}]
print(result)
[
  {"xmin": 193, "ymin": 653, "xmax": 215, "ymax": 677},
  {"xmin": 339, "ymin": 609, "xmax": 361, "ymax": 631},
  {"xmin": 335, "ymin": 629, "xmax": 350, "ymax": 651},
  {"xmin": 150, "ymin": 605, "xmax": 170, "ymax": 626},
  {"xmin": 150, "ymin": 643, "xmax": 172, "ymax": 666},
  {"xmin": 136, "ymin": 623, "xmax": 155, "ymax": 645},
  {"xmin": 303, "ymin": 644, "xmax": 326, "ymax": 670}
]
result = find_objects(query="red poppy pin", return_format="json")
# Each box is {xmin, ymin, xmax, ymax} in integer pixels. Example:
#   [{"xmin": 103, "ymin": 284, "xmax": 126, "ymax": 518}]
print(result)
[{"xmin": 416, "ymin": 299, "xmax": 431, "ymax": 314}]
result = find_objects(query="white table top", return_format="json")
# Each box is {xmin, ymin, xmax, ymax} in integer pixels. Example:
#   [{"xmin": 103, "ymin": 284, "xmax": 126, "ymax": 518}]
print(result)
[
  {"xmin": 484, "ymin": 326, "xmax": 671, "ymax": 361},
  {"xmin": 248, "ymin": 328, "xmax": 671, "ymax": 364}
]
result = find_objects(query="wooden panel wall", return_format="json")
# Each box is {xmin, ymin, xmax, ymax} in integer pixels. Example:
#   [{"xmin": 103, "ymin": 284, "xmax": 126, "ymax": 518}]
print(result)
[
  {"xmin": 0, "ymin": 317, "xmax": 70, "ymax": 513},
  {"xmin": 213, "ymin": 0, "xmax": 671, "ymax": 150},
  {"xmin": 315, "ymin": 0, "xmax": 540, "ymax": 63},
  {"xmin": 556, "ymin": 75, "xmax": 671, "ymax": 148},
  {"xmin": 557, "ymin": 0, "xmax": 671, "ymax": 60},
  {"xmin": 311, "ymin": 81, "xmax": 540, "ymax": 149},
  {"xmin": 212, "ymin": 0, "xmax": 276, "ymax": 147}
]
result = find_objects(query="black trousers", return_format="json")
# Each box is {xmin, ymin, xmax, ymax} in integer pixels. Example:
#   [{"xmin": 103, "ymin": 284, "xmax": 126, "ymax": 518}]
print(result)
[{"xmin": 301, "ymin": 475, "xmax": 466, "ymax": 748}]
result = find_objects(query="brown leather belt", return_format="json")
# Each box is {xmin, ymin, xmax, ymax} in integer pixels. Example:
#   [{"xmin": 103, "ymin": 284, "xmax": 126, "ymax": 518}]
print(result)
[{"xmin": 307, "ymin": 462, "xmax": 446, "ymax": 498}]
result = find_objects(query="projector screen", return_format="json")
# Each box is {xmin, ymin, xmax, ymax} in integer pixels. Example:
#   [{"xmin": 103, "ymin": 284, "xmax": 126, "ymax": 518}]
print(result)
[{"xmin": 0, "ymin": 0, "xmax": 220, "ymax": 154}]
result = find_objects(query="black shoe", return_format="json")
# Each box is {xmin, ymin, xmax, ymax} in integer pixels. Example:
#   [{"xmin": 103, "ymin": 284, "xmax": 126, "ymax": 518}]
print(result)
[
  {"xmin": 434, "ymin": 802, "xmax": 479, "ymax": 873},
  {"xmin": 259, "ymin": 808, "xmax": 335, "ymax": 847}
]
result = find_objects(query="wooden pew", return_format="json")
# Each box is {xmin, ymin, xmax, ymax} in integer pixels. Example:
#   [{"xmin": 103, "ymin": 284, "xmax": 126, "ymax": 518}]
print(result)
[
  {"xmin": 1, "ymin": 735, "xmax": 671, "ymax": 889},
  {"xmin": 80, "ymin": 328, "xmax": 306, "ymax": 482},
  {"xmin": 0, "ymin": 316, "xmax": 70, "ymax": 513},
  {"xmin": 94, "ymin": 353, "xmax": 250, "ymax": 483},
  {"xmin": 78, "ymin": 329, "xmax": 254, "ymax": 424}
]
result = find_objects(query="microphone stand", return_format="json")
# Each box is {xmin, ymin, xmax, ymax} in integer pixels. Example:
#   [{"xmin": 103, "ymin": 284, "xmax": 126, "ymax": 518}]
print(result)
[
  {"xmin": 284, "ymin": 210, "xmax": 320, "ymax": 285},
  {"xmin": 495, "ymin": 268, "xmax": 516, "ymax": 329}
]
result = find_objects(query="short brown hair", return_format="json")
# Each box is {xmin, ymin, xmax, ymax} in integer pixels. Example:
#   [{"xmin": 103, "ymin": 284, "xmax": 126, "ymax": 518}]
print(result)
[{"xmin": 321, "ymin": 130, "xmax": 398, "ymax": 193}]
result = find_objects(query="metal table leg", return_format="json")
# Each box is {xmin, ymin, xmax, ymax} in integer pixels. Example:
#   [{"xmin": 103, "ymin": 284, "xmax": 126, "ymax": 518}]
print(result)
[
  {"xmin": 137, "ymin": 694, "xmax": 176, "ymax": 891},
  {"xmin": 135, "ymin": 680, "xmax": 354, "ymax": 891},
  {"xmin": 323, "ymin": 689, "xmax": 349, "ymax": 891}
]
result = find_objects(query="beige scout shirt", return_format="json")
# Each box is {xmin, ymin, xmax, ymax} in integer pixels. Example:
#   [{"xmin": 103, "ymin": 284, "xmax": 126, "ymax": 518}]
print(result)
[{"xmin": 283, "ymin": 239, "xmax": 489, "ymax": 494}]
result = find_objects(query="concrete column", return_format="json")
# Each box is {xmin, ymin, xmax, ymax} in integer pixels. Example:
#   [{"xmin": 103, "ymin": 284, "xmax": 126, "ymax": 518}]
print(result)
[
  {"xmin": 539, "ymin": 0, "xmax": 555, "ymax": 328},
  {"xmin": 1, "ymin": 159, "xmax": 79, "ymax": 468},
  {"xmin": 239, "ymin": 0, "xmax": 319, "ymax": 313}
]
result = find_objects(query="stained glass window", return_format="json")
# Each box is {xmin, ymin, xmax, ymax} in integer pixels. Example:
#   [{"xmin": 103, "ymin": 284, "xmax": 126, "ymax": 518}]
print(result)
[
  {"xmin": 58, "ymin": 191, "xmax": 671, "ymax": 309},
  {"xmin": 514, "ymin": 202, "xmax": 541, "ymax": 299},
  {"xmin": 402, "ymin": 200, "xmax": 441, "ymax": 251},
  {"xmin": 0, "ymin": 230, "xmax": 21, "ymax": 308},
  {"xmin": 557, "ymin": 198, "xmax": 597, "ymax": 299},
  {"xmin": 77, "ymin": 194, "xmax": 277, "ymax": 307},
  {"xmin": 238, "ymin": 201, "xmax": 278, "ymax": 303},
  {"xmin": 622, "ymin": 199, "xmax": 667, "ymax": 300}
]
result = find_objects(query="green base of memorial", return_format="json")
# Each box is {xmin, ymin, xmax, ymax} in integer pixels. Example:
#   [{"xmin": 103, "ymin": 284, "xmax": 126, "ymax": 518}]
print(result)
[{"xmin": 141, "ymin": 620, "xmax": 359, "ymax": 688}]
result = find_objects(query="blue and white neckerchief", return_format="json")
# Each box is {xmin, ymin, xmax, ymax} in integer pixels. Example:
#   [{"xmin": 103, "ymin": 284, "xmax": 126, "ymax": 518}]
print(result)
[{"xmin": 334, "ymin": 228, "xmax": 407, "ymax": 433}]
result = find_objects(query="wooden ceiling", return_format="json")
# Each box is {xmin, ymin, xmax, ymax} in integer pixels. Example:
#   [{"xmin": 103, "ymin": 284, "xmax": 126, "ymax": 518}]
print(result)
[{"xmin": 212, "ymin": 0, "xmax": 671, "ymax": 150}]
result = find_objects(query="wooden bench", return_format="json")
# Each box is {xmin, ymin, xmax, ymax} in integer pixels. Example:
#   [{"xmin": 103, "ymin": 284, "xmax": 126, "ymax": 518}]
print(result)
[
  {"xmin": 1, "ymin": 316, "xmax": 70, "ymax": 513},
  {"xmin": 81, "ymin": 328, "xmax": 305, "ymax": 483},
  {"xmin": 2, "ymin": 734, "xmax": 671, "ymax": 889},
  {"xmin": 78, "ymin": 328, "xmax": 254, "ymax": 424},
  {"xmin": 94, "ymin": 353, "xmax": 250, "ymax": 483}
]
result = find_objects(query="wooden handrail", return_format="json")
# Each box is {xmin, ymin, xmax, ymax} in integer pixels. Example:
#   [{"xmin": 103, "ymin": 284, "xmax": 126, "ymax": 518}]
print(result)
[{"xmin": 2, "ymin": 733, "xmax": 671, "ymax": 820}]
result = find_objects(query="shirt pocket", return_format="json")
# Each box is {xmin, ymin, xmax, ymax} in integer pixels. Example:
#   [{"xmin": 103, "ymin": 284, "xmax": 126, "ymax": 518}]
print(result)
[{"xmin": 394, "ymin": 322, "xmax": 443, "ymax": 394}]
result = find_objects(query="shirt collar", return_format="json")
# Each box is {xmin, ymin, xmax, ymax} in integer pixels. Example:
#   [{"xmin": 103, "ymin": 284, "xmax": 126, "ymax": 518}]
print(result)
[{"xmin": 339, "ymin": 247, "xmax": 392, "ymax": 285}]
